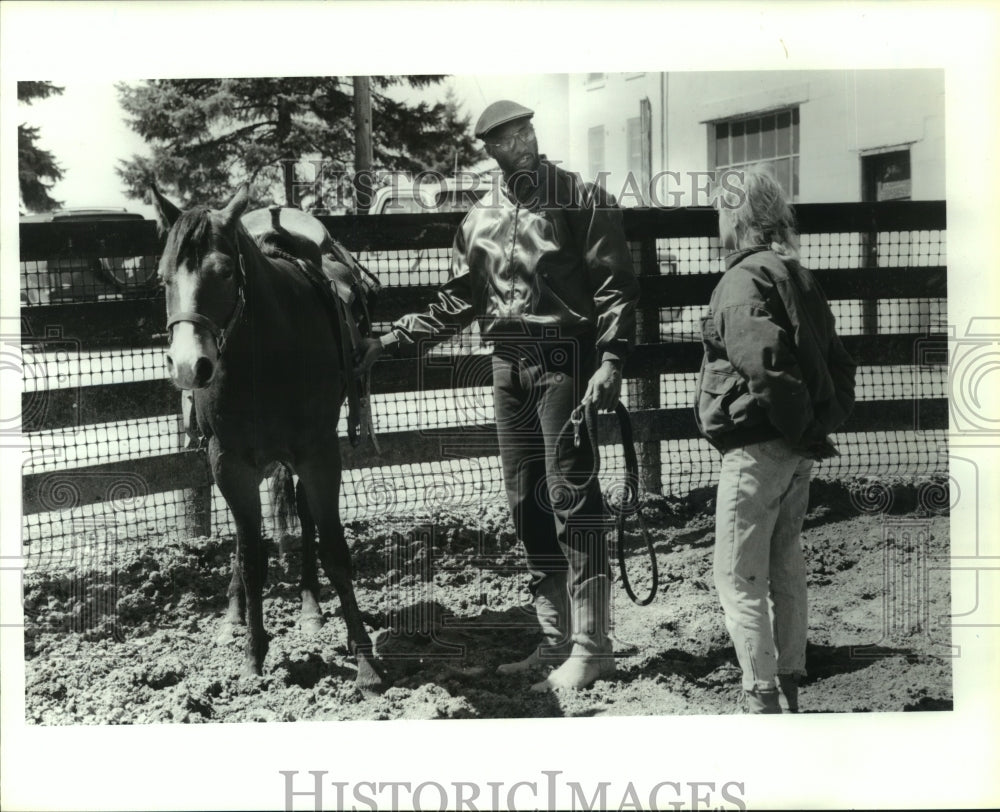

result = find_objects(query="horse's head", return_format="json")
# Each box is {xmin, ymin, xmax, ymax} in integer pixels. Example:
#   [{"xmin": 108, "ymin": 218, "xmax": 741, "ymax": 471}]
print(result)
[{"xmin": 151, "ymin": 185, "xmax": 250, "ymax": 390}]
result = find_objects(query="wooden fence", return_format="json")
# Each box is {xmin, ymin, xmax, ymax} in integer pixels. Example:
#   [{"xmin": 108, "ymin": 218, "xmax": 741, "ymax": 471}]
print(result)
[{"xmin": 20, "ymin": 201, "xmax": 948, "ymax": 539}]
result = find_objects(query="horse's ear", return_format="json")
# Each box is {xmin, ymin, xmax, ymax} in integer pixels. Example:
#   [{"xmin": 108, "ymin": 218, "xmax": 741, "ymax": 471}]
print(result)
[
  {"xmin": 150, "ymin": 183, "xmax": 182, "ymax": 232},
  {"xmin": 219, "ymin": 185, "xmax": 250, "ymax": 228}
]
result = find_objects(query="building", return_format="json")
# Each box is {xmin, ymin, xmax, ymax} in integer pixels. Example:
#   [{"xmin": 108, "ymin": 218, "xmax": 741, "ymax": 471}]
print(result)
[{"xmin": 565, "ymin": 69, "xmax": 945, "ymax": 207}]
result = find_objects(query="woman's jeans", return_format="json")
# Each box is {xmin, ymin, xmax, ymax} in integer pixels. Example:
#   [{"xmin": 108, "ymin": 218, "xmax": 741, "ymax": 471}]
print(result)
[{"xmin": 713, "ymin": 438, "xmax": 813, "ymax": 691}]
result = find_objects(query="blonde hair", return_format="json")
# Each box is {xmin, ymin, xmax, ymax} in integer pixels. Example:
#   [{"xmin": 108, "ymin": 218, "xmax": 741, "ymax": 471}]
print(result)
[{"xmin": 722, "ymin": 164, "xmax": 800, "ymax": 258}]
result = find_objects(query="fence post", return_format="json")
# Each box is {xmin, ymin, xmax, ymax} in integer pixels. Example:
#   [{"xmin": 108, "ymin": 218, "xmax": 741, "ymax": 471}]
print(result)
[
  {"xmin": 633, "ymin": 236, "xmax": 663, "ymax": 496},
  {"xmin": 861, "ymin": 207, "xmax": 880, "ymax": 336},
  {"xmin": 181, "ymin": 454, "xmax": 213, "ymax": 538},
  {"xmin": 180, "ymin": 392, "xmax": 212, "ymax": 537}
]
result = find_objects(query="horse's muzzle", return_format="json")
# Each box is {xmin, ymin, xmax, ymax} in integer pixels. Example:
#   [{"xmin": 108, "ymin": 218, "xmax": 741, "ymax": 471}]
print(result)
[{"xmin": 166, "ymin": 323, "xmax": 218, "ymax": 389}]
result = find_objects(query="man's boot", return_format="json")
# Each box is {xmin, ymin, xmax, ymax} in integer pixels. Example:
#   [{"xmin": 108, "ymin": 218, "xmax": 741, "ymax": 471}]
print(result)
[
  {"xmin": 777, "ymin": 674, "xmax": 800, "ymax": 713},
  {"xmin": 744, "ymin": 687, "xmax": 782, "ymax": 714},
  {"xmin": 497, "ymin": 573, "xmax": 571, "ymax": 675},
  {"xmin": 530, "ymin": 575, "xmax": 615, "ymax": 691}
]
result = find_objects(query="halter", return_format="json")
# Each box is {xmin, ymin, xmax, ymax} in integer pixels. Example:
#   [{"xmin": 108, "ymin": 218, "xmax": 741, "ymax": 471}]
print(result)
[{"xmin": 165, "ymin": 237, "xmax": 248, "ymax": 357}]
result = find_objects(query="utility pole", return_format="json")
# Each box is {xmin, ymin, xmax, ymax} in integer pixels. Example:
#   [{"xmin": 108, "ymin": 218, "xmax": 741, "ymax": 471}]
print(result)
[{"xmin": 353, "ymin": 75, "xmax": 374, "ymax": 214}]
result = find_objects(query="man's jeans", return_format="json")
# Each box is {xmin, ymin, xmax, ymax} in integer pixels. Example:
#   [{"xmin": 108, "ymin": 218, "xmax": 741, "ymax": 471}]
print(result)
[
  {"xmin": 492, "ymin": 340, "xmax": 609, "ymax": 598},
  {"xmin": 713, "ymin": 438, "xmax": 813, "ymax": 691}
]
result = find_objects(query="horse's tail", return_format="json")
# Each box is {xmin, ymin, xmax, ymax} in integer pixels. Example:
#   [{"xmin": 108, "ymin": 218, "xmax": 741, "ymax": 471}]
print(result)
[{"xmin": 268, "ymin": 463, "xmax": 299, "ymax": 550}]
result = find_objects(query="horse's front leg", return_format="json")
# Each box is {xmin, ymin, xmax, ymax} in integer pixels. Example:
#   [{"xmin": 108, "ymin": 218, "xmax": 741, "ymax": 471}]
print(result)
[
  {"xmin": 296, "ymin": 451, "xmax": 385, "ymax": 692},
  {"xmin": 211, "ymin": 442, "xmax": 269, "ymax": 676}
]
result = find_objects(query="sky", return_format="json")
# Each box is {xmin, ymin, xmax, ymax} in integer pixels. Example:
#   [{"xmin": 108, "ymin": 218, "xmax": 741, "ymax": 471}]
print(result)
[{"xmin": 17, "ymin": 74, "xmax": 572, "ymax": 220}]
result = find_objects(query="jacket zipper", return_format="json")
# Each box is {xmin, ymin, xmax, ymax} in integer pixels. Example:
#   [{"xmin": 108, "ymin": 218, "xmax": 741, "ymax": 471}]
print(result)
[{"xmin": 508, "ymin": 202, "xmax": 520, "ymax": 311}]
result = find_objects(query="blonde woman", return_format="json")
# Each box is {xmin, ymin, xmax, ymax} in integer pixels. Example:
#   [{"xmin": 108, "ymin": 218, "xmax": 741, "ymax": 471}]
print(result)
[{"xmin": 696, "ymin": 166, "xmax": 856, "ymax": 712}]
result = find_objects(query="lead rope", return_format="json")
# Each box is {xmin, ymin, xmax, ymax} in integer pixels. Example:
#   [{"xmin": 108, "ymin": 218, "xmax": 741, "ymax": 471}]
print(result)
[{"xmin": 568, "ymin": 399, "xmax": 659, "ymax": 606}]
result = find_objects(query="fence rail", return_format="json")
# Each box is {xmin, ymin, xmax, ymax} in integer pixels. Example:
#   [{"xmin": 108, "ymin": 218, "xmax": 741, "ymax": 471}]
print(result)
[{"xmin": 19, "ymin": 201, "xmax": 948, "ymax": 552}]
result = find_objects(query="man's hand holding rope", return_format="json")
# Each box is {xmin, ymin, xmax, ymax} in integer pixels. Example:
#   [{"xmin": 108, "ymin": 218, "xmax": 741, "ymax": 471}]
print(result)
[{"xmin": 583, "ymin": 358, "xmax": 623, "ymax": 412}]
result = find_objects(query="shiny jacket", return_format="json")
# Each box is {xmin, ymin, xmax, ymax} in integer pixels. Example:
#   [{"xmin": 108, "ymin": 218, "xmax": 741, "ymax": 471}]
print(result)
[
  {"xmin": 383, "ymin": 159, "xmax": 639, "ymax": 363},
  {"xmin": 695, "ymin": 246, "xmax": 856, "ymax": 452}
]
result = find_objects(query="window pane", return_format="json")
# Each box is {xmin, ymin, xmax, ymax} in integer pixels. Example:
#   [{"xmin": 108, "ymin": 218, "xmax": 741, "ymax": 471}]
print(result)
[
  {"xmin": 792, "ymin": 107, "xmax": 800, "ymax": 153},
  {"xmin": 746, "ymin": 118, "xmax": 761, "ymax": 161},
  {"xmin": 776, "ymin": 158, "xmax": 791, "ymax": 197},
  {"xmin": 792, "ymin": 157, "xmax": 799, "ymax": 199},
  {"xmin": 715, "ymin": 126, "xmax": 729, "ymax": 166},
  {"xmin": 776, "ymin": 111, "xmax": 791, "ymax": 155},
  {"xmin": 761, "ymin": 115, "xmax": 776, "ymax": 158},
  {"xmin": 732, "ymin": 120, "xmax": 745, "ymax": 164}
]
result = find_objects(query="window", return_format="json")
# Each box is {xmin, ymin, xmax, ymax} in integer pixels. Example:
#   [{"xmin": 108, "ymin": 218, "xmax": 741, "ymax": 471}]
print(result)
[
  {"xmin": 627, "ymin": 100, "xmax": 652, "ymax": 203},
  {"xmin": 862, "ymin": 149, "xmax": 911, "ymax": 201},
  {"xmin": 712, "ymin": 107, "xmax": 800, "ymax": 200},
  {"xmin": 588, "ymin": 125, "xmax": 605, "ymax": 183},
  {"xmin": 627, "ymin": 117, "xmax": 643, "ymax": 178}
]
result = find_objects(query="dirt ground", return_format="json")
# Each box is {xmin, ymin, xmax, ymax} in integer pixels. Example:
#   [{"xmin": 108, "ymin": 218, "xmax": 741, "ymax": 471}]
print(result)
[{"xmin": 22, "ymin": 479, "xmax": 952, "ymax": 723}]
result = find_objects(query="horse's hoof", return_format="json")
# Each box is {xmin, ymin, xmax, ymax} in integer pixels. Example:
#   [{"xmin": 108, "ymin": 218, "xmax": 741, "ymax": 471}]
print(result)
[
  {"xmin": 354, "ymin": 657, "xmax": 386, "ymax": 694},
  {"xmin": 241, "ymin": 661, "xmax": 264, "ymax": 679},
  {"xmin": 298, "ymin": 615, "xmax": 324, "ymax": 635}
]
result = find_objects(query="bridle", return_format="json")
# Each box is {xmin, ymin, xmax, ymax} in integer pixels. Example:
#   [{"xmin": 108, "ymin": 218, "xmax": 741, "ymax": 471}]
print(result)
[{"xmin": 165, "ymin": 233, "xmax": 248, "ymax": 357}]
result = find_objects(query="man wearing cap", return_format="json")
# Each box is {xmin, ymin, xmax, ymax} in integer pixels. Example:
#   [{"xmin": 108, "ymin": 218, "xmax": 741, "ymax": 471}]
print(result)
[{"xmin": 356, "ymin": 100, "xmax": 639, "ymax": 691}]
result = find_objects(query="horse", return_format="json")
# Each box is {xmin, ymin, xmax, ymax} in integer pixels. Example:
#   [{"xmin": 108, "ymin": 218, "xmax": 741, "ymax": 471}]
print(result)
[{"xmin": 151, "ymin": 184, "xmax": 383, "ymax": 689}]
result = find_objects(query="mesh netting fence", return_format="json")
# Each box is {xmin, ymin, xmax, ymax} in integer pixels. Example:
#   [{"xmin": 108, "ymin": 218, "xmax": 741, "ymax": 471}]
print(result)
[{"xmin": 19, "ymin": 205, "xmax": 948, "ymax": 566}]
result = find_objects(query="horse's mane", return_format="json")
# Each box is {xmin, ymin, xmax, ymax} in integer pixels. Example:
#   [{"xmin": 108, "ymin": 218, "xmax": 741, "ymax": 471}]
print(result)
[
  {"xmin": 165, "ymin": 205, "xmax": 322, "ymax": 271},
  {"xmin": 164, "ymin": 207, "xmax": 237, "ymax": 267}
]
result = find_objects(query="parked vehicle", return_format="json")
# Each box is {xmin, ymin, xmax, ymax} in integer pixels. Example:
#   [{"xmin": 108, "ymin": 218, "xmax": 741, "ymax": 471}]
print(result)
[
  {"xmin": 19, "ymin": 208, "xmax": 159, "ymax": 305},
  {"xmin": 367, "ymin": 174, "xmax": 497, "ymax": 215}
]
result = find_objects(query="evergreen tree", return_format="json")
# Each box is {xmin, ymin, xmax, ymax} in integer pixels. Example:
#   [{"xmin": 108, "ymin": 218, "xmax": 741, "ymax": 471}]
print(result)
[
  {"xmin": 18, "ymin": 81, "xmax": 65, "ymax": 212},
  {"xmin": 116, "ymin": 76, "xmax": 483, "ymax": 210}
]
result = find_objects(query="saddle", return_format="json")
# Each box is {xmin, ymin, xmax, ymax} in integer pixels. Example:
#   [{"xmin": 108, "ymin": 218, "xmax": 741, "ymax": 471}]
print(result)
[{"xmin": 245, "ymin": 205, "xmax": 382, "ymax": 450}]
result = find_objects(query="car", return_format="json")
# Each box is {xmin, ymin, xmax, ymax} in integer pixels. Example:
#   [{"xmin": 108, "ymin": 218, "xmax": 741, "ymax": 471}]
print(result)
[
  {"xmin": 367, "ymin": 174, "xmax": 497, "ymax": 215},
  {"xmin": 19, "ymin": 208, "xmax": 159, "ymax": 305}
]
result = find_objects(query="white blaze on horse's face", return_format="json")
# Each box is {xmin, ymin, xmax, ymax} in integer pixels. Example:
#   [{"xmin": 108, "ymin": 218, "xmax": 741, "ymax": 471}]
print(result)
[
  {"xmin": 155, "ymin": 184, "xmax": 248, "ymax": 391},
  {"xmin": 164, "ymin": 258, "xmax": 220, "ymax": 389}
]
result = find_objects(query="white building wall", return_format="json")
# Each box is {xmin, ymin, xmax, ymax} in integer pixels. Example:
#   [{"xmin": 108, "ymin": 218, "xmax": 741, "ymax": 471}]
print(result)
[
  {"xmin": 562, "ymin": 69, "xmax": 944, "ymax": 206},
  {"xmin": 566, "ymin": 72, "xmax": 666, "ymax": 203}
]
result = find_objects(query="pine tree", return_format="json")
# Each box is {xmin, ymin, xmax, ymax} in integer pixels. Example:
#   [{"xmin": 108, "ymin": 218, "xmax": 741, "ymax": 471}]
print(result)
[
  {"xmin": 18, "ymin": 81, "xmax": 65, "ymax": 213},
  {"xmin": 115, "ymin": 76, "xmax": 483, "ymax": 210}
]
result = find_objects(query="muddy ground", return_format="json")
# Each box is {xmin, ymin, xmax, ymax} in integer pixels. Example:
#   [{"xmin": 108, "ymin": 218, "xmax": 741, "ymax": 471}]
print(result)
[{"xmin": 23, "ymin": 479, "xmax": 952, "ymax": 723}]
